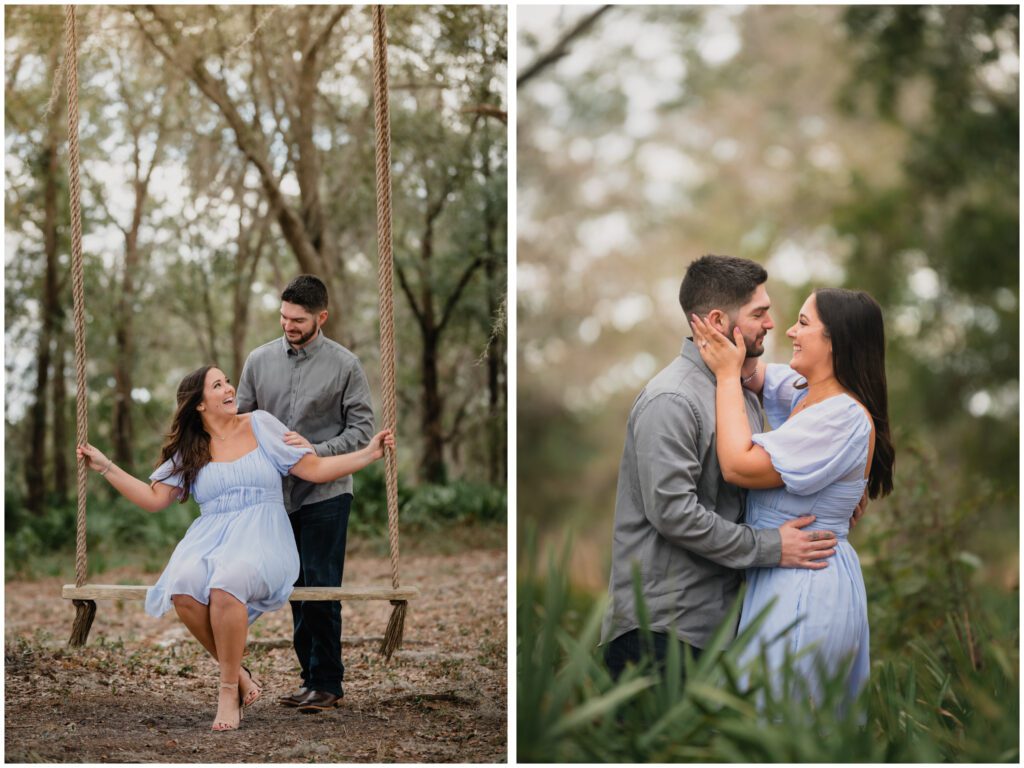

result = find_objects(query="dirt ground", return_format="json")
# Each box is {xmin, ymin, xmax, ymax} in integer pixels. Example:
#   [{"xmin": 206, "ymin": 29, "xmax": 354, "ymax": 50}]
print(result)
[{"xmin": 4, "ymin": 545, "xmax": 507, "ymax": 763}]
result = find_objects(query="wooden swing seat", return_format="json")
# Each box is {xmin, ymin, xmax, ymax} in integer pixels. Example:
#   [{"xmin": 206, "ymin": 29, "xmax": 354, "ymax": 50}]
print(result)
[{"xmin": 63, "ymin": 584, "xmax": 419, "ymax": 602}]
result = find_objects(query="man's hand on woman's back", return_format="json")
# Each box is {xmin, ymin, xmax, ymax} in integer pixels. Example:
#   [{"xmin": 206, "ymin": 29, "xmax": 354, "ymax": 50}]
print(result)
[{"xmin": 778, "ymin": 515, "xmax": 836, "ymax": 569}]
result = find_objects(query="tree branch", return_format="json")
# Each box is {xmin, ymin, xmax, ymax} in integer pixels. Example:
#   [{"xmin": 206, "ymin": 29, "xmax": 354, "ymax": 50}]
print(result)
[
  {"xmin": 461, "ymin": 104, "xmax": 507, "ymax": 124},
  {"xmin": 437, "ymin": 256, "xmax": 485, "ymax": 335},
  {"xmin": 517, "ymin": 5, "xmax": 614, "ymax": 87},
  {"xmin": 304, "ymin": 6, "xmax": 349, "ymax": 63},
  {"xmin": 395, "ymin": 259, "xmax": 427, "ymax": 330}
]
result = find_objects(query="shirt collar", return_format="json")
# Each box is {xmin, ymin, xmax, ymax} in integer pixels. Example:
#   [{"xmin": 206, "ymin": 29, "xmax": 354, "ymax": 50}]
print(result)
[
  {"xmin": 681, "ymin": 337, "xmax": 716, "ymax": 382},
  {"xmin": 282, "ymin": 330, "xmax": 326, "ymax": 358}
]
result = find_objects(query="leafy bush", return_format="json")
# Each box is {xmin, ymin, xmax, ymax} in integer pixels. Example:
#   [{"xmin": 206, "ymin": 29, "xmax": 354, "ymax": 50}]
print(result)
[
  {"xmin": 5, "ymin": 462, "xmax": 505, "ymax": 578},
  {"xmin": 517, "ymin": 527, "xmax": 1019, "ymax": 762},
  {"xmin": 351, "ymin": 461, "xmax": 506, "ymax": 538}
]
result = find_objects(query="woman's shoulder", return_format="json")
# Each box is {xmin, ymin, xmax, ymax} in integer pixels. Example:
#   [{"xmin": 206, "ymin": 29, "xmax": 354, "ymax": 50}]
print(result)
[
  {"xmin": 247, "ymin": 410, "xmax": 294, "ymax": 449},
  {"xmin": 247, "ymin": 409, "xmax": 275, "ymax": 429},
  {"xmin": 808, "ymin": 393, "xmax": 873, "ymax": 435}
]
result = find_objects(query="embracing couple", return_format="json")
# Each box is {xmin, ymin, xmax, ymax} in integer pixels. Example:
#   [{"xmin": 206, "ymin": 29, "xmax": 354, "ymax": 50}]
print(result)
[
  {"xmin": 78, "ymin": 275, "xmax": 387, "ymax": 730},
  {"xmin": 600, "ymin": 254, "xmax": 895, "ymax": 707}
]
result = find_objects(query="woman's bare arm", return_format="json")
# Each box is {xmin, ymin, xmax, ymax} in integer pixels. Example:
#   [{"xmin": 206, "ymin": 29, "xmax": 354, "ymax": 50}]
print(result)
[
  {"xmin": 288, "ymin": 429, "xmax": 394, "ymax": 483},
  {"xmin": 77, "ymin": 443, "xmax": 182, "ymax": 512}
]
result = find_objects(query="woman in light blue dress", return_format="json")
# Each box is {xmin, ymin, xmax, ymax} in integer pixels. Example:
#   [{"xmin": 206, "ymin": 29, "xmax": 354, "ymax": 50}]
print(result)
[
  {"xmin": 690, "ymin": 288, "xmax": 894, "ymax": 708},
  {"xmin": 77, "ymin": 364, "xmax": 394, "ymax": 731}
]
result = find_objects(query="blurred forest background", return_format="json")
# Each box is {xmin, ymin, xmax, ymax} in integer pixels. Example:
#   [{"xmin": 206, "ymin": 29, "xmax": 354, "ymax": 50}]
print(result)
[
  {"xmin": 518, "ymin": 5, "xmax": 1017, "ymax": 761},
  {"xmin": 5, "ymin": 4, "xmax": 507, "ymax": 575}
]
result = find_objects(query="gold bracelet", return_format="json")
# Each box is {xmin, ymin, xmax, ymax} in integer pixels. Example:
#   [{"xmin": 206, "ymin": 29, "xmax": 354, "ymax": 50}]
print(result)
[
  {"xmin": 100, "ymin": 458, "xmax": 113, "ymax": 476},
  {"xmin": 741, "ymin": 365, "xmax": 758, "ymax": 385}
]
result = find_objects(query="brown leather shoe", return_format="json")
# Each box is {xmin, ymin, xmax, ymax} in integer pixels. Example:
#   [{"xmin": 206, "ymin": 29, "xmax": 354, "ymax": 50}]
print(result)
[
  {"xmin": 278, "ymin": 687, "xmax": 310, "ymax": 707},
  {"xmin": 296, "ymin": 690, "xmax": 343, "ymax": 713}
]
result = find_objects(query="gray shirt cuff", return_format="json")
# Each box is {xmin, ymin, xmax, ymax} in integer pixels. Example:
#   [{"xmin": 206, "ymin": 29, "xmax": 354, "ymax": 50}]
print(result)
[{"xmin": 754, "ymin": 527, "xmax": 782, "ymax": 567}]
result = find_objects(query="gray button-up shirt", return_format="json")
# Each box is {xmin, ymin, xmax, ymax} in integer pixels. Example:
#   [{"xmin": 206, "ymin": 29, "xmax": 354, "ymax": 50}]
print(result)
[
  {"xmin": 600, "ymin": 338, "xmax": 783, "ymax": 650},
  {"xmin": 235, "ymin": 331, "xmax": 375, "ymax": 513}
]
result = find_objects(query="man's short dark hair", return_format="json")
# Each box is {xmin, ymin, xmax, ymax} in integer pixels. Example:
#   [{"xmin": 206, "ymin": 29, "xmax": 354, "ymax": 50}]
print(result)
[
  {"xmin": 678, "ymin": 255, "xmax": 768, "ymax": 319},
  {"xmin": 281, "ymin": 274, "xmax": 329, "ymax": 314}
]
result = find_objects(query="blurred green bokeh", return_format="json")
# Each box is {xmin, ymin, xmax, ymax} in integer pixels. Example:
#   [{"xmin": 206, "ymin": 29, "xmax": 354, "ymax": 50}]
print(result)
[
  {"xmin": 517, "ymin": 4, "xmax": 1018, "ymax": 590},
  {"xmin": 517, "ymin": 7, "xmax": 1018, "ymax": 759}
]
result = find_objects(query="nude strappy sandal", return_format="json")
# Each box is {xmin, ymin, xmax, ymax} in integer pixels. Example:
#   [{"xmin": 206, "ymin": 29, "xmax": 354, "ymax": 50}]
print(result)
[{"xmin": 212, "ymin": 682, "xmax": 242, "ymax": 731}]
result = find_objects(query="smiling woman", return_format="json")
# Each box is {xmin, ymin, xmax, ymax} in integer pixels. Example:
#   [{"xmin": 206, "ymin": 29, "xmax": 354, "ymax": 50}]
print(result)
[{"xmin": 76, "ymin": 363, "xmax": 393, "ymax": 731}]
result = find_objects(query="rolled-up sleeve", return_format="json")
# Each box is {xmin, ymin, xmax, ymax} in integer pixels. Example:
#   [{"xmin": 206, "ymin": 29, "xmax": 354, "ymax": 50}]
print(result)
[
  {"xmin": 634, "ymin": 393, "xmax": 781, "ymax": 568},
  {"xmin": 312, "ymin": 358, "xmax": 375, "ymax": 457}
]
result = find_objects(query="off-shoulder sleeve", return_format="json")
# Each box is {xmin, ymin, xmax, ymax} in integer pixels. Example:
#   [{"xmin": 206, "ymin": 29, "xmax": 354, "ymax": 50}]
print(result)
[
  {"xmin": 752, "ymin": 396, "xmax": 871, "ymax": 496},
  {"xmin": 149, "ymin": 457, "xmax": 186, "ymax": 498},
  {"xmin": 762, "ymin": 364, "xmax": 805, "ymax": 429},
  {"xmin": 251, "ymin": 410, "xmax": 313, "ymax": 476}
]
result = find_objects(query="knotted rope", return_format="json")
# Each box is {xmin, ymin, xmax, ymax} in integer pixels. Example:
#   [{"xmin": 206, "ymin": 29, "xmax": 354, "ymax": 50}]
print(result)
[
  {"xmin": 372, "ymin": 5, "xmax": 406, "ymax": 661},
  {"xmin": 65, "ymin": 5, "xmax": 96, "ymax": 647}
]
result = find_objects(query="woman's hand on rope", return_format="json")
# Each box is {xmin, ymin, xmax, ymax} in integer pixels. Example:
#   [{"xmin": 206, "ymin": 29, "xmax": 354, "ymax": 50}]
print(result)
[
  {"xmin": 77, "ymin": 443, "xmax": 111, "ymax": 474},
  {"xmin": 367, "ymin": 429, "xmax": 396, "ymax": 461}
]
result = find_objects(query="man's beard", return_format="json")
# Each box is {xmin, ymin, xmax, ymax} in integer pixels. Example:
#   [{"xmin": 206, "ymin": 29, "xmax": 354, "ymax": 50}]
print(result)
[
  {"xmin": 289, "ymin": 322, "xmax": 319, "ymax": 347},
  {"xmin": 728, "ymin": 324, "xmax": 766, "ymax": 358}
]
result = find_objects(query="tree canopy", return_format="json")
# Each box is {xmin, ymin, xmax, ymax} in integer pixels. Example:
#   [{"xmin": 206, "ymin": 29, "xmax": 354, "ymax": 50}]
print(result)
[{"xmin": 5, "ymin": 5, "xmax": 508, "ymax": 521}]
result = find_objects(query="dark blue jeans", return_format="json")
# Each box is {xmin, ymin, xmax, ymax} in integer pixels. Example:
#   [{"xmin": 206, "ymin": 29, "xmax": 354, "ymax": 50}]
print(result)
[
  {"xmin": 290, "ymin": 493, "xmax": 351, "ymax": 697},
  {"xmin": 603, "ymin": 629, "xmax": 703, "ymax": 683}
]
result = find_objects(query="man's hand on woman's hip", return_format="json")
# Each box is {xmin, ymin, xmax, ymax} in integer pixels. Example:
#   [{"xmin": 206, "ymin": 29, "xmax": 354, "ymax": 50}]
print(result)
[{"xmin": 778, "ymin": 515, "xmax": 837, "ymax": 569}]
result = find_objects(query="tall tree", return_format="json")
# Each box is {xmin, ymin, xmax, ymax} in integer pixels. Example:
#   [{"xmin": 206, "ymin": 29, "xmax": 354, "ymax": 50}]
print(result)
[
  {"xmin": 129, "ymin": 5, "xmax": 353, "ymax": 345},
  {"xmin": 99, "ymin": 38, "xmax": 178, "ymax": 471},
  {"xmin": 23, "ymin": 43, "xmax": 64, "ymax": 515}
]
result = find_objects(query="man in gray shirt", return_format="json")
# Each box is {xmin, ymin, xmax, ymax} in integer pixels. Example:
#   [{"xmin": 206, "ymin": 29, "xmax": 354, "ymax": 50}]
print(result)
[
  {"xmin": 236, "ymin": 274, "xmax": 375, "ymax": 712},
  {"xmin": 600, "ymin": 255, "xmax": 837, "ymax": 680}
]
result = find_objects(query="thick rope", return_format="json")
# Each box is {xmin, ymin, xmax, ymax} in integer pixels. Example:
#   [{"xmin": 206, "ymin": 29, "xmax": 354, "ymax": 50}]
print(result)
[
  {"xmin": 372, "ymin": 5, "xmax": 399, "ymax": 592},
  {"xmin": 65, "ymin": 5, "xmax": 96, "ymax": 647},
  {"xmin": 372, "ymin": 5, "xmax": 406, "ymax": 660},
  {"xmin": 65, "ymin": 5, "xmax": 88, "ymax": 590}
]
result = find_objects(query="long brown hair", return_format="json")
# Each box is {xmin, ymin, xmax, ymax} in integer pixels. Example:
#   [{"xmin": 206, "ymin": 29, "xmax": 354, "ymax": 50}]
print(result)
[
  {"xmin": 814, "ymin": 288, "xmax": 895, "ymax": 499},
  {"xmin": 153, "ymin": 364, "xmax": 217, "ymax": 502}
]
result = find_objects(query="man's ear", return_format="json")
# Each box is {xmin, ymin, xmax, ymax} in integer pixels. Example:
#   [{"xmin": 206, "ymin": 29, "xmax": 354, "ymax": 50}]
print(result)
[
  {"xmin": 318, "ymin": 310, "xmax": 329, "ymax": 326},
  {"xmin": 707, "ymin": 309, "xmax": 729, "ymax": 333}
]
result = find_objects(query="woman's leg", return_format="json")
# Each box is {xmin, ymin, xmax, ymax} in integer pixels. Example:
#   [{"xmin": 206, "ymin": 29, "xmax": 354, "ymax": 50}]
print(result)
[
  {"xmin": 209, "ymin": 588, "xmax": 248, "ymax": 729},
  {"xmin": 172, "ymin": 594, "xmax": 259, "ymax": 705},
  {"xmin": 172, "ymin": 594, "xmax": 217, "ymax": 656}
]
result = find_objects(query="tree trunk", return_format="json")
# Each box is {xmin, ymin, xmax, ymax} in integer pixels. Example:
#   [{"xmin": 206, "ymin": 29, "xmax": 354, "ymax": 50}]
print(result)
[
  {"xmin": 112, "ymin": 224, "xmax": 138, "ymax": 470},
  {"xmin": 481, "ymin": 139, "xmax": 505, "ymax": 486},
  {"xmin": 395, "ymin": 172, "xmax": 486, "ymax": 484},
  {"xmin": 484, "ymin": 260, "xmax": 504, "ymax": 488},
  {"xmin": 26, "ymin": 48, "xmax": 63, "ymax": 515},
  {"xmin": 231, "ymin": 188, "xmax": 271, "ymax": 378},
  {"xmin": 110, "ymin": 70, "xmax": 172, "ymax": 470},
  {"xmin": 52, "ymin": 330, "xmax": 70, "ymax": 503},
  {"xmin": 420, "ymin": 328, "xmax": 446, "ymax": 484}
]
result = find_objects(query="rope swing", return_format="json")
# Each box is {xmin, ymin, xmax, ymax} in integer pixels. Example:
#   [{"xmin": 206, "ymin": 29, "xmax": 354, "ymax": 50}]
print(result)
[
  {"xmin": 61, "ymin": 5, "xmax": 415, "ymax": 659},
  {"xmin": 371, "ymin": 5, "xmax": 408, "ymax": 660},
  {"xmin": 65, "ymin": 5, "xmax": 96, "ymax": 647}
]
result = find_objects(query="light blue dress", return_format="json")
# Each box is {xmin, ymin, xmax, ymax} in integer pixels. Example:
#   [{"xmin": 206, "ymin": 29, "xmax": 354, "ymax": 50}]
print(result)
[
  {"xmin": 738, "ymin": 364, "xmax": 872, "ymax": 705},
  {"xmin": 144, "ymin": 410, "xmax": 311, "ymax": 625}
]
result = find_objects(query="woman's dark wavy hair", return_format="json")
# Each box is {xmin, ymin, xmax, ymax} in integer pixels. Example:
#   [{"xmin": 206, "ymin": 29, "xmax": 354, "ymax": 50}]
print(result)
[
  {"xmin": 814, "ymin": 288, "xmax": 895, "ymax": 499},
  {"xmin": 152, "ymin": 364, "xmax": 218, "ymax": 503}
]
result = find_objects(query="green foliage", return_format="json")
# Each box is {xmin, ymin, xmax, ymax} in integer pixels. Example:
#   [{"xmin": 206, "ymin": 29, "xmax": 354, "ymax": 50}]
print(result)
[
  {"xmin": 518, "ymin": 527, "xmax": 1018, "ymax": 762},
  {"xmin": 350, "ymin": 461, "xmax": 506, "ymax": 540},
  {"xmin": 5, "ymin": 490, "xmax": 199, "ymax": 580},
  {"xmin": 4, "ymin": 459, "xmax": 504, "ymax": 578}
]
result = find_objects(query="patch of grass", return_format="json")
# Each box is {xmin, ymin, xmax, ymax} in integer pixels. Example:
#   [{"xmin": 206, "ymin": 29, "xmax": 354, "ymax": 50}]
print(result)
[{"xmin": 517, "ymin": 527, "xmax": 1019, "ymax": 763}]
